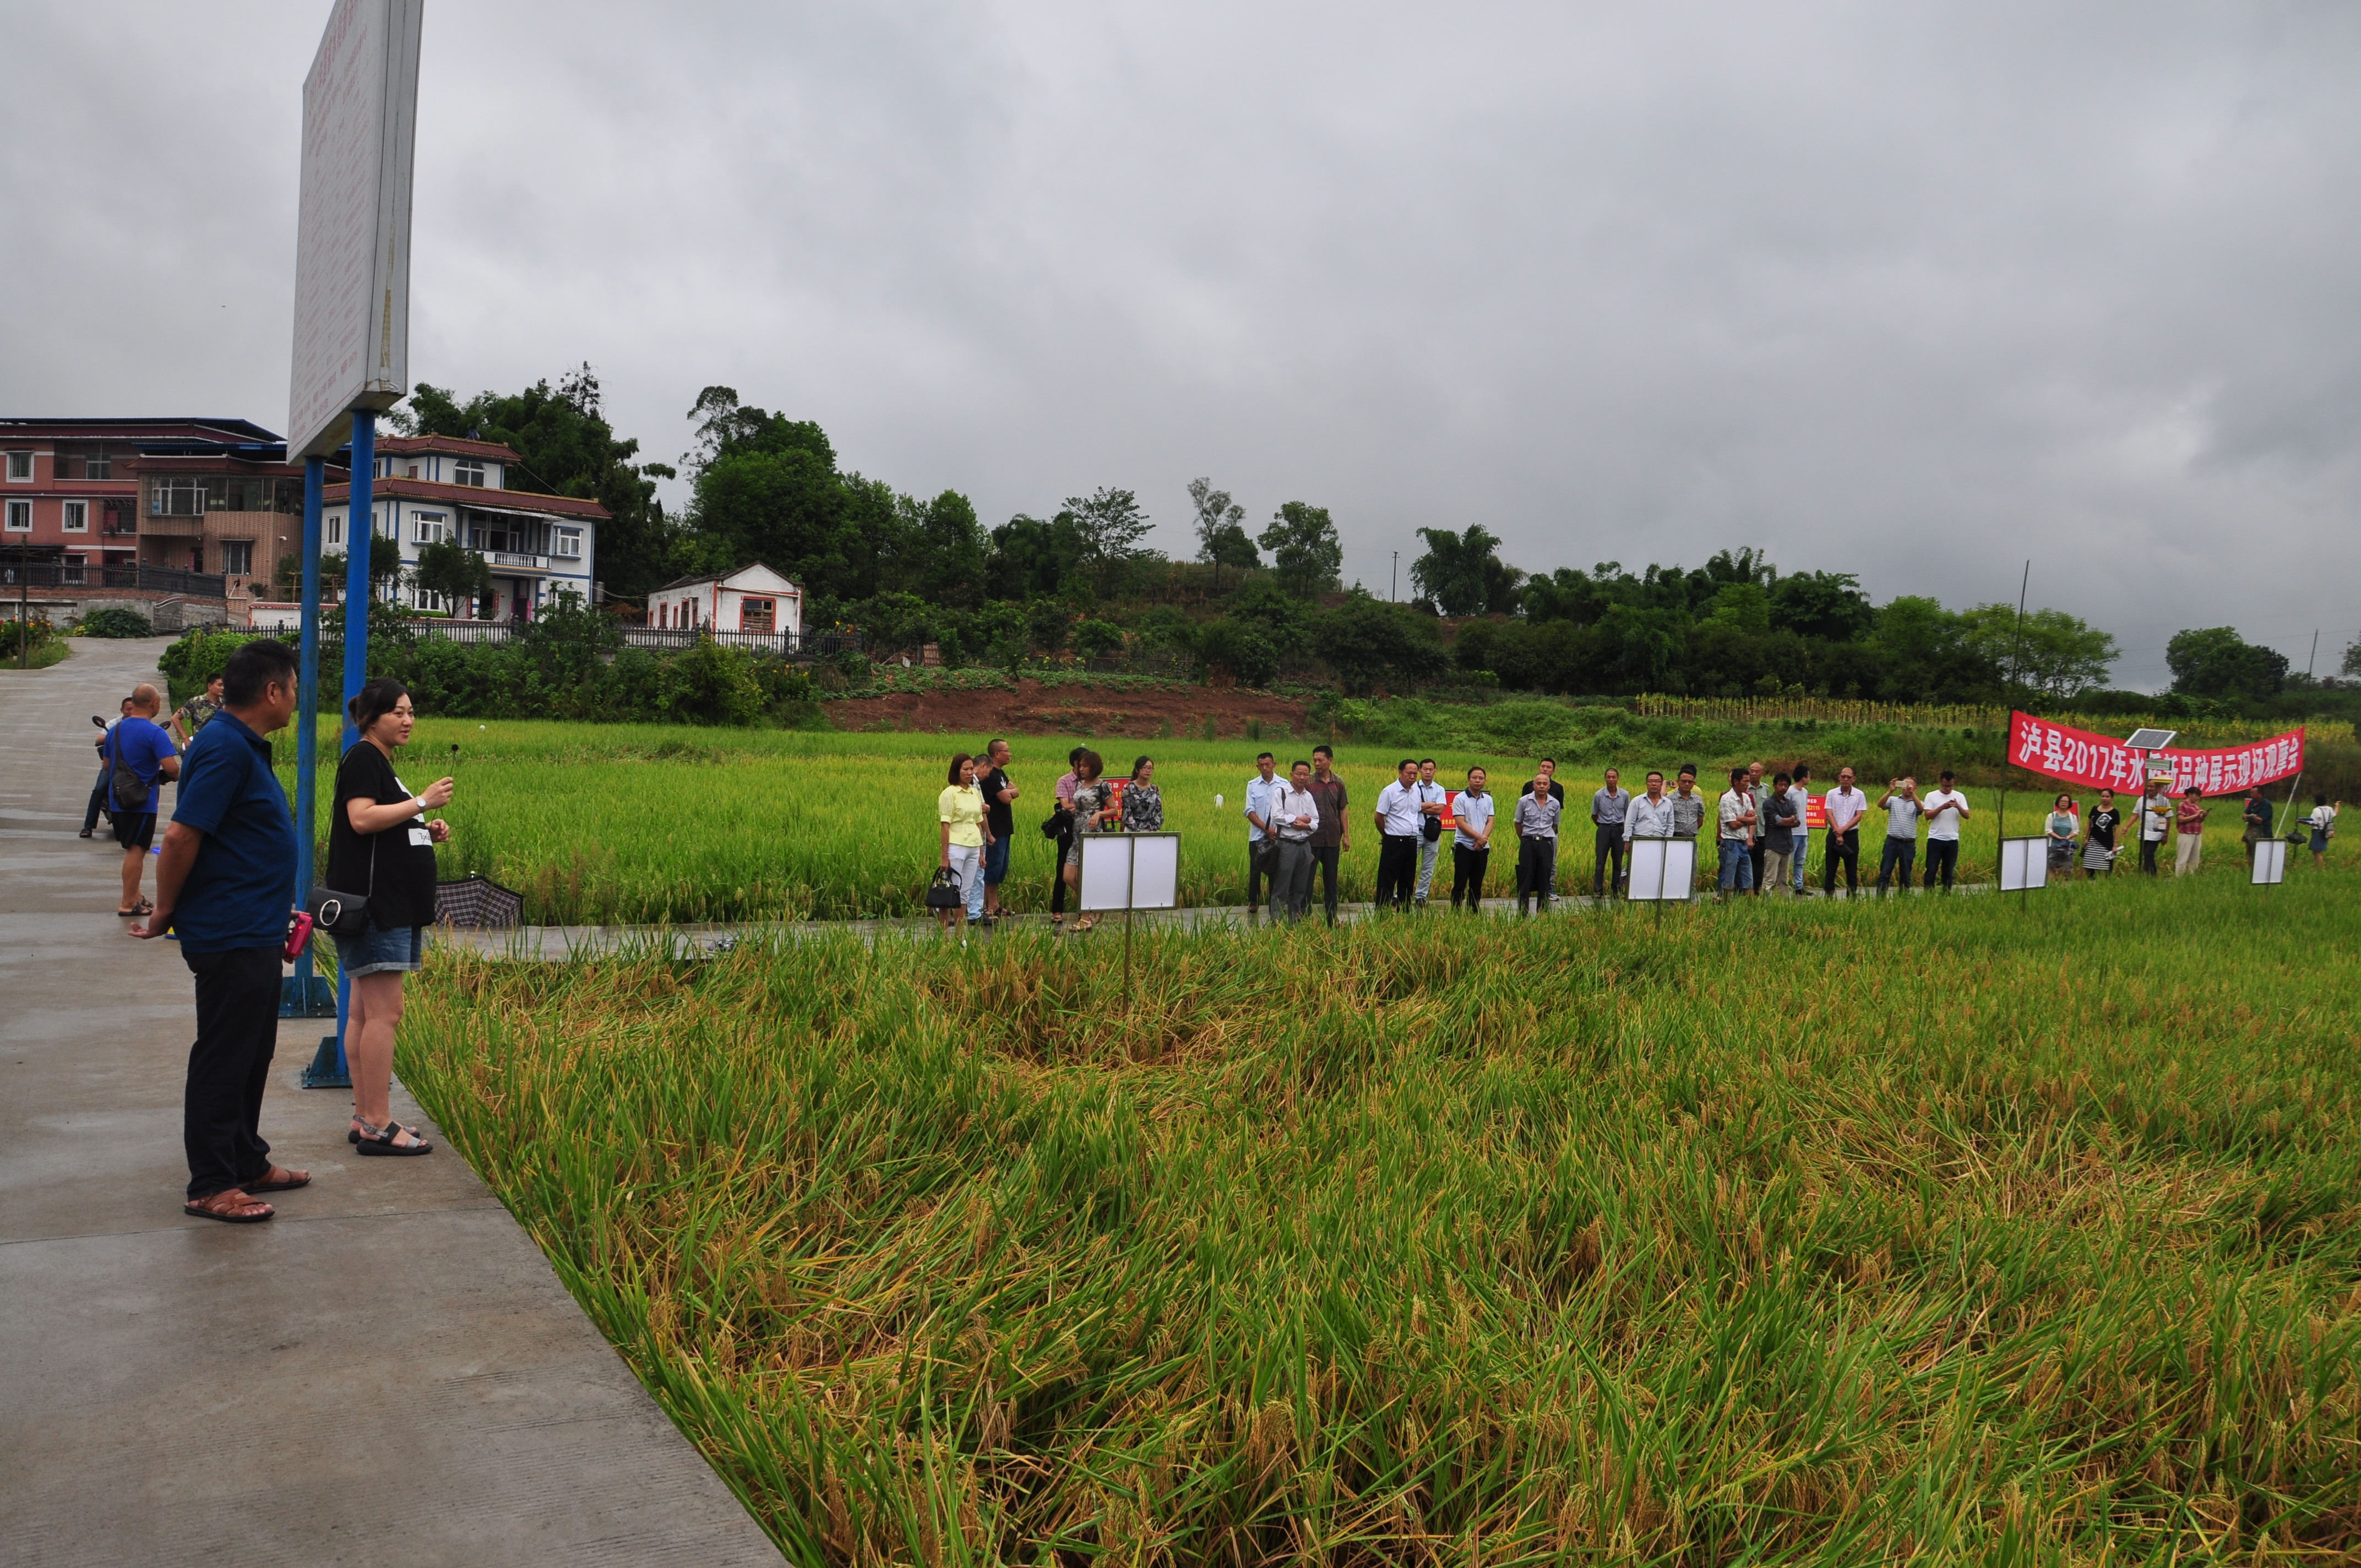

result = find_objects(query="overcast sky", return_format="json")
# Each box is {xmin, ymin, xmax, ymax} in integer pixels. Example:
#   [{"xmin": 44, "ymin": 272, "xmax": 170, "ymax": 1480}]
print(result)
[{"xmin": 7, "ymin": 2, "xmax": 2358, "ymax": 687}]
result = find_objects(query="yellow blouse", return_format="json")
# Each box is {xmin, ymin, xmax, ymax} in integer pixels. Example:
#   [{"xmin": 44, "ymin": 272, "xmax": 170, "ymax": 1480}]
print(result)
[{"xmin": 938, "ymin": 783, "xmax": 987, "ymax": 848}]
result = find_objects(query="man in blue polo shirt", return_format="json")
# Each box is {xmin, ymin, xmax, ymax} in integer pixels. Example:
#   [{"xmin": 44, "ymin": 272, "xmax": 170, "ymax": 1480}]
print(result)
[
  {"xmin": 132, "ymin": 640, "xmax": 304, "ymax": 1224},
  {"xmin": 107, "ymin": 684, "xmax": 180, "ymax": 917}
]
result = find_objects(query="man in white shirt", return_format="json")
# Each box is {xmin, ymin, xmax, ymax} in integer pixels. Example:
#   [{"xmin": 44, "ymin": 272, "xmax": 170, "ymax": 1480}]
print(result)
[
  {"xmin": 1874, "ymin": 776, "xmax": 1922, "ymax": 893},
  {"xmin": 1450, "ymin": 765, "xmax": 1495, "ymax": 912},
  {"xmin": 1716, "ymin": 766, "xmax": 1758, "ymax": 899},
  {"xmin": 1268, "ymin": 761, "xmax": 1321, "ymax": 923},
  {"xmin": 1821, "ymin": 766, "xmax": 1868, "ymax": 895},
  {"xmin": 1412, "ymin": 758, "xmax": 1448, "ymax": 907},
  {"xmin": 2139, "ymin": 780, "xmax": 2172, "ymax": 875},
  {"xmin": 1787, "ymin": 765, "xmax": 1814, "ymax": 894},
  {"xmin": 1373, "ymin": 758, "xmax": 1424, "ymax": 911},
  {"xmin": 1623, "ymin": 770, "xmax": 1678, "ymax": 899},
  {"xmin": 1242, "ymin": 752, "xmax": 1280, "ymax": 921},
  {"xmin": 1919, "ymin": 769, "xmax": 1970, "ymax": 891},
  {"xmin": 1590, "ymin": 767, "xmax": 1633, "ymax": 897}
]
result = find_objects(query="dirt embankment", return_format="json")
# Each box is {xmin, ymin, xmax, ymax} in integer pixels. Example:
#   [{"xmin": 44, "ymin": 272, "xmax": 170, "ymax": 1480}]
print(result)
[{"xmin": 828, "ymin": 679, "xmax": 1312, "ymax": 739}]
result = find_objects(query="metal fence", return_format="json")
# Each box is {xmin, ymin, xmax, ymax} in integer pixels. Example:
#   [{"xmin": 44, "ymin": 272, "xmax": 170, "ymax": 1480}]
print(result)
[{"xmin": 0, "ymin": 562, "xmax": 229, "ymax": 600}]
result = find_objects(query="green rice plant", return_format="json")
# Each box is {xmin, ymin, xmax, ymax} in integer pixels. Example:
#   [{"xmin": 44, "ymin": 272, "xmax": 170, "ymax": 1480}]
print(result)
[
  {"xmin": 400, "ymin": 870, "xmax": 2361, "ymax": 1564},
  {"xmin": 280, "ymin": 716, "xmax": 2313, "ymax": 925}
]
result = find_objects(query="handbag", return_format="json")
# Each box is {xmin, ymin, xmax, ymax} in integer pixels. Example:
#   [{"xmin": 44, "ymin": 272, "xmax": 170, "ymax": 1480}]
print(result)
[
  {"xmin": 924, "ymin": 866, "xmax": 967, "ymax": 910},
  {"xmin": 307, "ymin": 749, "xmax": 379, "ymax": 939},
  {"xmin": 1041, "ymin": 805, "xmax": 1074, "ymax": 840}
]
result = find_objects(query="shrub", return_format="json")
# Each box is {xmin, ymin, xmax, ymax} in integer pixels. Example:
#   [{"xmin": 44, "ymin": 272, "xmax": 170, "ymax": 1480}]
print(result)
[
  {"xmin": 160, "ymin": 628, "xmax": 262, "ymax": 705},
  {"xmin": 1195, "ymin": 616, "xmax": 1279, "ymax": 687},
  {"xmin": 1071, "ymin": 619, "xmax": 1125, "ymax": 662},
  {"xmin": 79, "ymin": 606, "xmax": 154, "ymax": 639}
]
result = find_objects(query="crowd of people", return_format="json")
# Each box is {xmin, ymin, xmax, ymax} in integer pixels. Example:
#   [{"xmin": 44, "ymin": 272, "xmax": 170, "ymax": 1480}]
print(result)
[
  {"xmin": 84, "ymin": 644, "xmax": 456, "ymax": 1223},
  {"xmin": 931, "ymin": 744, "xmax": 2344, "ymax": 926}
]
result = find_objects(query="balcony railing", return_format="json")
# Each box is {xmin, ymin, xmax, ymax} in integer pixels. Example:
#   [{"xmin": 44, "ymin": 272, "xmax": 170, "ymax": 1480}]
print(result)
[{"xmin": 487, "ymin": 551, "xmax": 551, "ymax": 570}]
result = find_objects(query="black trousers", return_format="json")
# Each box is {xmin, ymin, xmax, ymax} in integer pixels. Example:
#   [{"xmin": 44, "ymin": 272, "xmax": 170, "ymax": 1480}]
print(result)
[
  {"xmin": 1516, "ymin": 837, "xmax": 1557, "ymax": 913},
  {"xmin": 2139, "ymin": 838, "xmax": 2160, "ymax": 875},
  {"xmin": 1245, "ymin": 841, "xmax": 1276, "ymax": 912},
  {"xmin": 182, "ymin": 944, "xmax": 282, "ymax": 1201},
  {"xmin": 1310, "ymin": 845, "xmax": 1342, "ymax": 924},
  {"xmin": 1874, "ymin": 836, "xmax": 1916, "ymax": 891},
  {"xmin": 1451, "ymin": 843, "xmax": 1489, "ymax": 911},
  {"xmin": 83, "ymin": 773, "xmax": 110, "ymax": 833},
  {"xmin": 1749, "ymin": 835, "xmax": 1769, "ymax": 892},
  {"xmin": 1923, "ymin": 837, "xmax": 1959, "ymax": 890},
  {"xmin": 1376, "ymin": 834, "xmax": 1419, "ymax": 908},
  {"xmin": 1049, "ymin": 829, "xmax": 1074, "ymax": 913},
  {"xmin": 1823, "ymin": 829, "xmax": 1859, "ymax": 892},
  {"xmin": 1592, "ymin": 824, "xmax": 1625, "ymax": 894}
]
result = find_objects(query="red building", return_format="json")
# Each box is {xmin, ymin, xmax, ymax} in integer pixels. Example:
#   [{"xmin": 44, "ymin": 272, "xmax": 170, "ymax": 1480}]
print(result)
[{"xmin": 0, "ymin": 417, "xmax": 334, "ymax": 621}]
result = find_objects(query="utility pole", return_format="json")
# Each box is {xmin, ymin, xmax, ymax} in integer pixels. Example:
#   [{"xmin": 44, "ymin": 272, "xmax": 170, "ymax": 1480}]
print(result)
[{"xmin": 1391, "ymin": 551, "xmax": 1399, "ymax": 602}]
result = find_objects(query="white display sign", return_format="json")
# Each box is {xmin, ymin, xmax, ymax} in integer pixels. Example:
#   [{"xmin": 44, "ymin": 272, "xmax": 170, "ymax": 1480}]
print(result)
[
  {"xmin": 1998, "ymin": 837, "xmax": 2049, "ymax": 892},
  {"xmin": 1625, "ymin": 837, "xmax": 1696, "ymax": 902},
  {"xmin": 1076, "ymin": 833, "xmax": 1181, "ymax": 913},
  {"xmin": 2250, "ymin": 840, "xmax": 2287, "ymax": 886},
  {"xmin": 287, "ymin": 0, "xmax": 423, "ymax": 459}
]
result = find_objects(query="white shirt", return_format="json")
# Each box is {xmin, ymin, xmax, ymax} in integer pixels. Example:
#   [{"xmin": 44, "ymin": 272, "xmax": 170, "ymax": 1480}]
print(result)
[
  {"xmin": 1452, "ymin": 788, "xmax": 1494, "ymax": 848},
  {"xmin": 2141, "ymin": 793, "xmax": 2172, "ymax": 842},
  {"xmin": 1718, "ymin": 788, "xmax": 1755, "ymax": 841},
  {"xmin": 2309, "ymin": 803, "xmax": 2338, "ymax": 832},
  {"xmin": 1271, "ymin": 782, "xmax": 1320, "ymax": 841},
  {"xmin": 1376, "ymin": 779, "xmax": 1424, "ymax": 836},
  {"xmin": 1824, "ymin": 786, "xmax": 1867, "ymax": 834},
  {"xmin": 1243, "ymin": 772, "xmax": 1280, "ymax": 843},
  {"xmin": 1787, "ymin": 785, "xmax": 1811, "ymax": 839},
  {"xmin": 1922, "ymin": 788, "xmax": 1968, "ymax": 842}
]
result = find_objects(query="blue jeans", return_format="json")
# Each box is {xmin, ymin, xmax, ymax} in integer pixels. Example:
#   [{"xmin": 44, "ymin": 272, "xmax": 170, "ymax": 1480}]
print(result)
[
  {"xmin": 1791, "ymin": 832, "xmax": 1809, "ymax": 891},
  {"xmin": 982, "ymin": 834, "xmax": 1010, "ymax": 887},
  {"xmin": 1717, "ymin": 838, "xmax": 1754, "ymax": 891}
]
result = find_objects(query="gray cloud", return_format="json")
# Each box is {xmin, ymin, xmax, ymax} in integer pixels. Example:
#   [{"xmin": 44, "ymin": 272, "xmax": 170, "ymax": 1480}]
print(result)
[{"xmin": 7, "ymin": 1, "xmax": 2359, "ymax": 684}]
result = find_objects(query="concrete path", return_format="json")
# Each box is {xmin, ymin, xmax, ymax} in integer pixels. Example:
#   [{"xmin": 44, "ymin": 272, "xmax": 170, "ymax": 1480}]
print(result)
[{"xmin": 0, "ymin": 638, "xmax": 784, "ymax": 1566}]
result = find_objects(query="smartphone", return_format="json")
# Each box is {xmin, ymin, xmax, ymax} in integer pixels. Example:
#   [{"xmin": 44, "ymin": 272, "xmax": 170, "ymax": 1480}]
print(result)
[{"xmin": 283, "ymin": 910, "xmax": 314, "ymax": 962}]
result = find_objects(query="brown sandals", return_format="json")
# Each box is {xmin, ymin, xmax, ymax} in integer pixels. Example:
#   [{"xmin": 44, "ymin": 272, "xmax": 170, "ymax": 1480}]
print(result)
[{"xmin": 184, "ymin": 1189, "xmax": 274, "ymax": 1223}]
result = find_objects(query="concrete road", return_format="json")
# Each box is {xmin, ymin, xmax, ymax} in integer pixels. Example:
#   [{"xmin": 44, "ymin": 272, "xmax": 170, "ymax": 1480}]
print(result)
[{"xmin": 0, "ymin": 638, "xmax": 784, "ymax": 1566}]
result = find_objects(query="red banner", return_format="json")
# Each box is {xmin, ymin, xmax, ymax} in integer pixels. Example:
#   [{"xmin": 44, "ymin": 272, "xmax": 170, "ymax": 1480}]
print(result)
[{"xmin": 2008, "ymin": 711, "xmax": 2304, "ymax": 796}]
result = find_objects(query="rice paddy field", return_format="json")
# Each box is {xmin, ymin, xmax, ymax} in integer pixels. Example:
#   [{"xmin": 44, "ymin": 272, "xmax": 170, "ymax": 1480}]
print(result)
[
  {"xmin": 399, "ymin": 868, "xmax": 2361, "ymax": 1564},
  {"xmin": 274, "ymin": 718, "xmax": 2310, "ymax": 924}
]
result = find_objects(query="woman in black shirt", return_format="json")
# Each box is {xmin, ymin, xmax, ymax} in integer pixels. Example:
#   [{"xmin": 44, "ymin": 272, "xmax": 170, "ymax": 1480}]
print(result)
[
  {"xmin": 2082, "ymin": 789, "xmax": 2120, "ymax": 878},
  {"xmin": 329, "ymin": 678, "xmax": 453, "ymax": 1155}
]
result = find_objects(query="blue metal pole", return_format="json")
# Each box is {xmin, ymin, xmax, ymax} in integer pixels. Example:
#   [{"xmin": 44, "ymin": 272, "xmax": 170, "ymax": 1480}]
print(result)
[
  {"xmin": 297, "ymin": 452, "xmax": 347, "ymax": 1087},
  {"xmin": 331, "ymin": 412, "xmax": 377, "ymax": 1080}
]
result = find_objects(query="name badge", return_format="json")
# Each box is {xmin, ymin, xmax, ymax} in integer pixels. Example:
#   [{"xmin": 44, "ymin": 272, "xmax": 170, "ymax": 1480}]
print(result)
[{"xmin": 408, "ymin": 827, "xmax": 433, "ymax": 847}]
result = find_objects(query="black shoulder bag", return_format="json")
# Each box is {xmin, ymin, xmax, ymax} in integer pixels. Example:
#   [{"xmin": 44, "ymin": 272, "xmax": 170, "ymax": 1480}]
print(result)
[
  {"xmin": 307, "ymin": 749, "xmax": 379, "ymax": 939},
  {"xmin": 109, "ymin": 726, "xmax": 148, "ymax": 815}
]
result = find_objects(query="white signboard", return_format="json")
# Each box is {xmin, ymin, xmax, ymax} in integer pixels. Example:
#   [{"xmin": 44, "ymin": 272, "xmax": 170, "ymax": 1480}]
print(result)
[
  {"xmin": 288, "ymin": 0, "xmax": 423, "ymax": 459},
  {"xmin": 2250, "ymin": 840, "xmax": 2287, "ymax": 886},
  {"xmin": 1076, "ymin": 834, "xmax": 1182, "ymax": 913},
  {"xmin": 1998, "ymin": 837, "xmax": 2049, "ymax": 892},
  {"xmin": 1625, "ymin": 838, "xmax": 1696, "ymax": 902}
]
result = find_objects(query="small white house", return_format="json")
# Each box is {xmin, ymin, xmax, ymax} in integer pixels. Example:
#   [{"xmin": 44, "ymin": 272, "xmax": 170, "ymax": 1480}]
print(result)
[{"xmin": 648, "ymin": 563, "xmax": 804, "ymax": 639}]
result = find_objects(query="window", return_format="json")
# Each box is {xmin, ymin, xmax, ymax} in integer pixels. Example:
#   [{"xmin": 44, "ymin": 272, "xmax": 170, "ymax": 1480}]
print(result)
[
  {"xmin": 220, "ymin": 541, "xmax": 253, "ymax": 576},
  {"xmin": 5, "ymin": 452, "xmax": 30, "ymax": 481},
  {"xmin": 411, "ymin": 511, "xmax": 449, "ymax": 546},
  {"xmin": 453, "ymin": 459, "xmax": 485, "ymax": 487},
  {"xmin": 62, "ymin": 500, "xmax": 88, "ymax": 533},
  {"xmin": 742, "ymin": 597, "xmax": 775, "ymax": 634},
  {"xmin": 325, "ymin": 514, "xmax": 343, "ymax": 546},
  {"xmin": 102, "ymin": 499, "xmax": 134, "ymax": 536},
  {"xmin": 4, "ymin": 500, "xmax": 28, "ymax": 531},
  {"xmin": 57, "ymin": 447, "xmax": 112, "ymax": 480},
  {"xmin": 554, "ymin": 527, "xmax": 581, "ymax": 558},
  {"xmin": 151, "ymin": 477, "xmax": 205, "ymax": 516}
]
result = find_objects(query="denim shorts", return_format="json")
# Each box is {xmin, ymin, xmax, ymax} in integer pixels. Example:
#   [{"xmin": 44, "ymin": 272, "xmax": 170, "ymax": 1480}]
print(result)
[
  {"xmin": 338, "ymin": 922, "xmax": 425, "ymax": 976},
  {"xmin": 983, "ymin": 833, "xmax": 1011, "ymax": 885}
]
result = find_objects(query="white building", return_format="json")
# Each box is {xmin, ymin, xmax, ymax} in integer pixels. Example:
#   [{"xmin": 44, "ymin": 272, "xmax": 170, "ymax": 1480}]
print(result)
[
  {"xmin": 321, "ymin": 435, "xmax": 605, "ymax": 622},
  {"xmin": 648, "ymin": 563, "xmax": 803, "ymax": 639}
]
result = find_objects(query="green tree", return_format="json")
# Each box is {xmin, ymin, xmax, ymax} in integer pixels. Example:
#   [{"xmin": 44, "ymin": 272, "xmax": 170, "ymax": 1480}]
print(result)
[
  {"xmin": 1259, "ymin": 501, "xmax": 1343, "ymax": 599},
  {"xmin": 1310, "ymin": 592, "xmax": 1448, "ymax": 694},
  {"xmin": 1195, "ymin": 617, "xmax": 1279, "ymax": 686},
  {"xmin": 2342, "ymin": 637, "xmax": 2361, "ymax": 680},
  {"xmin": 1410, "ymin": 524, "xmax": 1517, "ymax": 617},
  {"xmin": 320, "ymin": 533, "xmax": 404, "ymax": 599},
  {"xmin": 1959, "ymin": 603, "xmax": 2119, "ymax": 703},
  {"xmin": 412, "ymin": 537, "xmax": 494, "ymax": 618},
  {"xmin": 1187, "ymin": 478, "xmax": 1258, "ymax": 588},
  {"xmin": 392, "ymin": 366, "xmax": 676, "ymax": 600},
  {"xmin": 1767, "ymin": 570, "xmax": 1874, "ymax": 641},
  {"xmin": 891, "ymin": 489, "xmax": 988, "ymax": 608},
  {"xmin": 2167, "ymin": 627, "xmax": 2288, "ymax": 703},
  {"xmin": 1062, "ymin": 488, "xmax": 1153, "ymax": 594}
]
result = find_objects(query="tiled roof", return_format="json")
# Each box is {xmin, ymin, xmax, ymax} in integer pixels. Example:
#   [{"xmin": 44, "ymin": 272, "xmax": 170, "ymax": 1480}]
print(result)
[
  {"xmin": 376, "ymin": 434, "xmax": 524, "ymax": 462},
  {"xmin": 322, "ymin": 477, "xmax": 609, "ymax": 520}
]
